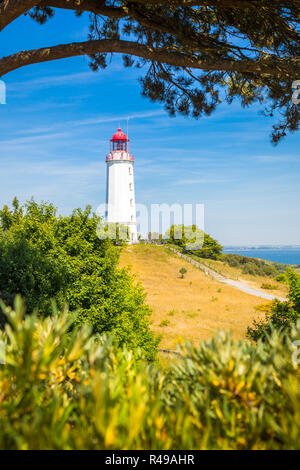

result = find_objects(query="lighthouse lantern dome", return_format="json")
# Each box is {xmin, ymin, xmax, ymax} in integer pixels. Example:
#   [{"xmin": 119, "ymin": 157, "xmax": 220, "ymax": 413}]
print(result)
[{"xmin": 110, "ymin": 127, "xmax": 129, "ymax": 151}]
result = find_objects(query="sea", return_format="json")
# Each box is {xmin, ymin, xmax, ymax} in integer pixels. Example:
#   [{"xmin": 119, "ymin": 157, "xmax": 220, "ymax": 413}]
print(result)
[{"xmin": 223, "ymin": 248, "xmax": 300, "ymax": 266}]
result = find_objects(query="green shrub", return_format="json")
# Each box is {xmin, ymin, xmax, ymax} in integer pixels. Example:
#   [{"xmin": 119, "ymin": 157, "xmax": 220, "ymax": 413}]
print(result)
[
  {"xmin": 247, "ymin": 271, "xmax": 300, "ymax": 342},
  {"xmin": 1, "ymin": 300, "xmax": 300, "ymax": 449},
  {"xmin": 168, "ymin": 328, "xmax": 300, "ymax": 450},
  {"xmin": 179, "ymin": 267, "xmax": 187, "ymax": 278},
  {"xmin": 254, "ymin": 302, "xmax": 273, "ymax": 313},
  {"xmin": 167, "ymin": 310, "xmax": 175, "ymax": 316},
  {"xmin": 275, "ymin": 273, "xmax": 288, "ymax": 283},
  {"xmin": 260, "ymin": 283, "xmax": 278, "ymax": 290},
  {"xmin": 0, "ymin": 199, "xmax": 158, "ymax": 359},
  {"xmin": 165, "ymin": 225, "xmax": 223, "ymax": 260},
  {"xmin": 159, "ymin": 319, "xmax": 170, "ymax": 327},
  {"xmin": 223, "ymin": 253, "xmax": 278, "ymax": 277}
]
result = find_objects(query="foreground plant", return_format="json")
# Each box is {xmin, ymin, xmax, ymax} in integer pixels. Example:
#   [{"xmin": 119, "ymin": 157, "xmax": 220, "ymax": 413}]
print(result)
[
  {"xmin": 0, "ymin": 199, "xmax": 158, "ymax": 359},
  {"xmin": 247, "ymin": 270, "xmax": 300, "ymax": 341},
  {"xmin": 1, "ymin": 297, "xmax": 300, "ymax": 449}
]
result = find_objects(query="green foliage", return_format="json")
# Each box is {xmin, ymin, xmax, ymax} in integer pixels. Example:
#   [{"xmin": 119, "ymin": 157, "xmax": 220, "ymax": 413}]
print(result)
[
  {"xmin": 97, "ymin": 221, "xmax": 131, "ymax": 245},
  {"xmin": 166, "ymin": 225, "xmax": 223, "ymax": 260},
  {"xmin": 2, "ymin": 1, "xmax": 299, "ymax": 144},
  {"xmin": 148, "ymin": 232, "xmax": 163, "ymax": 242},
  {"xmin": 2, "ymin": 301, "xmax": 300, "ymax": 449},
  {"xmin": 84, "ymin": 2, "xmax": 300, "ymax": 144},
  {"xmin": 168, "ymin": 328, "xmax": 300, "ymax": 450},
  {"xmin": 179, "ymin": 267, "xmax": 187, "ymax": 278},
  {"xmin": 273, "ymin": 262, "xmax": 289, "ymax": 274},
  {"xmin": 275, "ymin": 273, "xmax": 288, "ymax": 283},
  {"xmin": 0, "ymin": 199, "xmax": 158, "ymax": 359},
  {"xmin": 260, "ymin": 283, "xmax": 278, "ymax": 290},
  {"xmin": 247, "ymin": 271, "xmax": 300, "ymax": 342},
  {"xmin": 223, "ymin": 253, "xmax": 279, "ymax": 277},
  {"xmin": 167, "ymin": 310, "xmax": 175, "ymax": 317},
  {"xmin": 159, "ymin": 319, "xmax": 170, "ymax": 327}
]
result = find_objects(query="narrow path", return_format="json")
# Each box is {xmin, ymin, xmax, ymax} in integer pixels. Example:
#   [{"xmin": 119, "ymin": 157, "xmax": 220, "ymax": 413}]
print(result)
[{"xmin": 167, "ymin": 246, "xmax": 287, "ymax": 302}]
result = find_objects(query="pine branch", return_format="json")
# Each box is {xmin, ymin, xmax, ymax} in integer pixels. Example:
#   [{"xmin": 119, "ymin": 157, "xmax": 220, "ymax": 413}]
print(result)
[{"xmin": 0, "ymin": 37, "xmax": 298, "ymax": 77}]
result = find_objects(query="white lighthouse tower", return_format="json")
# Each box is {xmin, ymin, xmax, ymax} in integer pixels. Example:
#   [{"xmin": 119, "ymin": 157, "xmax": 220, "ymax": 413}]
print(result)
[{"xmin": 106, "ymin": 127, "xmax": 138, "ymax": 243}]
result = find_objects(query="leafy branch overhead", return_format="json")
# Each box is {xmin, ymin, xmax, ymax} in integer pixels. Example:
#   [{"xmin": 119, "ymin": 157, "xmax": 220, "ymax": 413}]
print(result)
[{"xmin": 0, "ymin": 0, "xmax": 299, "ymax": 142}]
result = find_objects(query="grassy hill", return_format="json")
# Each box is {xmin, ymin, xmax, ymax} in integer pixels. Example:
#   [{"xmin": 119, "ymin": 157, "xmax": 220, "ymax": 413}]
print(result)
[
  {"xmin": 119, "ymin": 244, "xmax": 285, "ymax": 350},
  {"xmin": 189, "ymin": 255, "xmax": 289, "ymax": 296}
]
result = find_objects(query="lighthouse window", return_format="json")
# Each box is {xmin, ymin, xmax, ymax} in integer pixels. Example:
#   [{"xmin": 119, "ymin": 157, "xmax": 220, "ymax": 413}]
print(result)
[
  {"xmin": 130, "ymin": 199, "xmax": 133, "ymax": 207},
  {"xmin": 112, "ymin": 141, "xmax": 127, "ymax": 151},
  {"xmin": 131, "ymin": 215, "xmax": 134, "ymax": 222},
  {"xmin": 129, "ymin": 167, "xmax": 132, "ymax": 175},
  {"xmin": 129, "ymin": 183, "xmax": 132, "ymax": 190}
]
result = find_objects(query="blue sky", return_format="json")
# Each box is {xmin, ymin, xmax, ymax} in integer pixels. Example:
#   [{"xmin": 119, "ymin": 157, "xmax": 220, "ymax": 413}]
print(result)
[{"xmin": 0, "ymin": 10, "xmax": 299, "ymax": 246}]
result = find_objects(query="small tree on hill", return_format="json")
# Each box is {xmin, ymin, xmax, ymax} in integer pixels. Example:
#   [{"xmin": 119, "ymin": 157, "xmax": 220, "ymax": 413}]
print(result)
[{"xmin": 179, "ymin": 267, "xmax": 187, "ymax": 279}]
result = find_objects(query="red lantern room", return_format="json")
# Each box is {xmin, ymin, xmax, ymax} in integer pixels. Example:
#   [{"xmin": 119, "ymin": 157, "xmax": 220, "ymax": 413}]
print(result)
[{"xmin": 110, "ymin": 127, "xmax": 129, "ymax": 152}]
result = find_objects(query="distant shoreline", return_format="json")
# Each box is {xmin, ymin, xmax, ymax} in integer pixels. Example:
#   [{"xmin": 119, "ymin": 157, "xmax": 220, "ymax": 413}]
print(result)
[
  {"xmin": 224, "ymin": 246, "xmax": 300, "ymax": 251},
  {"xmin": 223, "ymin": 248, "xmax": 300, "ymax": 266}
]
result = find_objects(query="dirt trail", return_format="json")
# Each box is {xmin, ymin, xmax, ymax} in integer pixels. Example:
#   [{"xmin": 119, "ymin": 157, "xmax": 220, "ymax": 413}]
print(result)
[{"xmin": 167, "ymin": 246, "xmax": 287, "ymax": 302}]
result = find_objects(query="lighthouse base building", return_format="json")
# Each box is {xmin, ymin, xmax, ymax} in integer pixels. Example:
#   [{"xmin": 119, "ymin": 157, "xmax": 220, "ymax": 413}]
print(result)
[{"xmin": 106, "ymin": 128, "xmax": 138, "ymax": 244}]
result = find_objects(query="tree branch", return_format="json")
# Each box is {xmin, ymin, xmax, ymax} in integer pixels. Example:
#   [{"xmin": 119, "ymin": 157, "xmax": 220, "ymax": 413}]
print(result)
[
  {"xmin": 38, "ymin": 0, "xmax": 295, "ymax": 59},
  {"xmin": 0, "ymin": 0, "xmax": 38, "ymax": 31},
  {"xmin": 0, "ymin": 38, "xmax": 297, "ymax": 78},
  {"xmin": 39, "ymin": 0, "xmax": 128, "ymax": 18},
  {"xmin": 42, "ymin": 0, "xmax": 228, "ymax": 56},
  {"xmin": 113, "ymin": 0, "xmax": 296, "ymax": 9}
]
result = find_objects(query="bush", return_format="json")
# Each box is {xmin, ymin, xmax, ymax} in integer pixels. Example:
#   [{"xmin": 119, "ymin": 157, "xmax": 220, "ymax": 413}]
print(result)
[
  {"xmin": 275, "ymin": 273, "xmax": 288, "ymax": 283},
  {"xmin": 0, "ymin": 199, "xmax": 158, "ymax": 359},
  {"xmin": 179, "ymin": 267, "xmax": 187, "ymax": 278},
  {"xmin": 165, "ymin": 225, "xmax": 223, "ymax": 260},
  {"xmin": 247, "ymin": 271, "xmax": 300, "ymax": 342},
  {"xmin": 159, "ymin": 319, "xmax": 170, "ymax": 327},
  {"xmin": 260, "ymin": 283, "xmax": 278, "ymax": 290},
  {"xmin": 223, "ymin": 253, "xmax": 278, "ymax": 277},
  {"xmin": 1, "ymin": 300, "xmax": 300, "ymax": 449}
]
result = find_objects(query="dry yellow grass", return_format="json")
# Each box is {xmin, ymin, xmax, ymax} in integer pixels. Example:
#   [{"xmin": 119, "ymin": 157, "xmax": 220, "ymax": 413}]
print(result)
[{"xmin": 119, "ymin": 244, "xmax": 270, "ymax": 349}]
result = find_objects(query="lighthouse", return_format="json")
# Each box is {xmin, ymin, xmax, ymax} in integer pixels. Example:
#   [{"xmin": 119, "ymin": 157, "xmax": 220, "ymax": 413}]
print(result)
[{"xmin": 105, "ymin": 127, "xmax": 138, "ymax": 243}]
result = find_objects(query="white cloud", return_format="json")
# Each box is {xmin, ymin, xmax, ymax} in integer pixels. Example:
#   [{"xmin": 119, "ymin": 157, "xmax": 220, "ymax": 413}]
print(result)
[
  {"xmin": 176, "ymin": 178, "xmax": 233, "ymax": 185},
  {"xmin": 0, "ymin": 132, "xmax": 72, "ymax": 146},
  {"xmin": 255, "ymin": 154, "xmax": 297, "ymax": 163},
  {"xmin": 9, "ymin": 109, "xmax": 165, "ymax": 138},
  {"xmin": 7, "ymin": 67, "xmax": 124, "ymax": 94}
]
